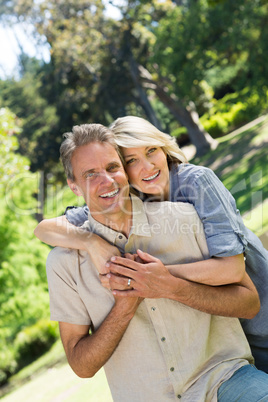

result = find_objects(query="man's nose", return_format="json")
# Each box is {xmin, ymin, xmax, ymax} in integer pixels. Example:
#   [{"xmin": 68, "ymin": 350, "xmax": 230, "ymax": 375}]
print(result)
[{"xmin": 100, "ymin": 171, "xmax": 114, "ymax": 184}]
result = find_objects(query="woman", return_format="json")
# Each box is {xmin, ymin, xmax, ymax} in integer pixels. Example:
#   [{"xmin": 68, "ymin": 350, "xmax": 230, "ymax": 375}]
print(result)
[{"xmin": 35, "ymin": 116, "xmax": 268, "ymax": 371}]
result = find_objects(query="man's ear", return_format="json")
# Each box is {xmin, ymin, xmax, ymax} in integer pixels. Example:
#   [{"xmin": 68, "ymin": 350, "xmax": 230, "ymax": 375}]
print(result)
[{"xmin": 67, "ymin": 179, "xmax": 82, "ymax": 196}]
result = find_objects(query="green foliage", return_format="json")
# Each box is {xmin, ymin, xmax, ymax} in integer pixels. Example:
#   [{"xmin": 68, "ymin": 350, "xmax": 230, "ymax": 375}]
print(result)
[
  {"xmin": 0, "ymin": 342, "xmax": 17, "ymax": 385},
  {"xmin": 151, "ymin": 0, "xmax": 268, "ymax": 113},
  {"xmin": 0, "ymin": 108, "xmax": 27, "ymax": 190},
  {"xmin": 200, "ymin": 89, "xmax": 265, "ymax": 137},
  {"xmin": 14, "ymin": 319, "xmax": 59, "ymax": 369},
  {"xmin": 0, "ymin": 68, "xmax": 59, "ymax": 174},
  {"xmin": 0, "ymin": 108, "xmax": 52, "ymax": 385}
]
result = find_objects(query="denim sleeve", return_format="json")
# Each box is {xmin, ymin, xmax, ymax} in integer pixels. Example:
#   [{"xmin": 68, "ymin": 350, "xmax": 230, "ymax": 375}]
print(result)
[
  {"xmin": 180, "ymin": 167, "xmax": 246, "ymax": 258},
  {"xmin": 64, "ymin": 205, "xmax": 89, "ymax": 227}
]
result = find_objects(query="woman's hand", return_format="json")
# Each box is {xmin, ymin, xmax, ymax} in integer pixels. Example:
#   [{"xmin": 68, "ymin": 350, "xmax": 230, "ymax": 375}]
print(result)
[
  {"xmin": 103, "ymin": 249, "xmax": 176, "ymax": 299},
  {"xmin": 99, "ymin": 253, "xmax": 137, "ymax": 289},
  {"xmin": 86, "ymin": 236, "xmax": 121, "ymax": 275}
]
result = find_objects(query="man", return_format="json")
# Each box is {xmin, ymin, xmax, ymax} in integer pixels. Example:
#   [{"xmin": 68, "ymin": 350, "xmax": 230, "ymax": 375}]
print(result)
[{"xmin": 46, "ymin": 123, "xmax": 268, "ymax": 401}]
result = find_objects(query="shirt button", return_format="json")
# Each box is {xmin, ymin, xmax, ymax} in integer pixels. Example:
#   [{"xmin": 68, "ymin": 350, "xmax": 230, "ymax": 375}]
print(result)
[
  {"xmin": 161, "ymin": 337, "xmax": 166, "ymax": 342},
  {"xmin": 118, "ymin": 235, "xmax": 123, "ymax": 239},
  {"xmin": 151, "ymin": 307, "xmax": 156, "ymax": 311},
  {"xmin": 177, "ymin": 395, "xmax": 181, "ymax": 399},
  {"xmin": 170, "ymin": 367, "xmax": 175, "ymax": 372}
]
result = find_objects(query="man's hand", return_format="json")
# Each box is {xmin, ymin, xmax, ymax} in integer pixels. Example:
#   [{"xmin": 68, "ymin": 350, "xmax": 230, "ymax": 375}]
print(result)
[{"xmin": 104, "ymin": 249, "xmax": 177, "ymax": 298}]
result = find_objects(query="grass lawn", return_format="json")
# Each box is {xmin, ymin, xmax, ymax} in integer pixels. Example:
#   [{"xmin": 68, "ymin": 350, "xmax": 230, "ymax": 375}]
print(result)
[
  {"xmin": 1, "ymin": 365, "xmax": 112, "ymax": 402},
  {"xmin": 0, "ymin": 341, "xmax": 112, "ymax": 402}
]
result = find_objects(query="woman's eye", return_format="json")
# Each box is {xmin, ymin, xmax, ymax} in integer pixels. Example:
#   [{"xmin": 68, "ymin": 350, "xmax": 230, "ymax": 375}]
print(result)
[
  {"xmin": 126, "ymin": 158, "xmax": 136, "ymax": 165},
  {"xmin": 147, "ymin": 148, "xmax": 157, "ymax": 155}
]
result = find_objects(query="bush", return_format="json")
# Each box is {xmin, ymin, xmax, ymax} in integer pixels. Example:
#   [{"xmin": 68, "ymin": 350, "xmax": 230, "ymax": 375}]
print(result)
[
  {"xmin": 0, "ymin": 344, "xmax": 17, "ymax": 386},
  {"xmin": 14, "ymin": 319, "xmax": 59, "ymax": 370},
  {"xmin": 201, "ymin": 89, "xmax": 266, "ymax": 138}
]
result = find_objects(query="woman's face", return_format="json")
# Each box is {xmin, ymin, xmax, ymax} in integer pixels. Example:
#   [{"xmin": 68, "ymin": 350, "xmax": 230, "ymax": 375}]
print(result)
[{"xmin": 122, "ymin": 146, "xmax": 170, "ymax": 199}]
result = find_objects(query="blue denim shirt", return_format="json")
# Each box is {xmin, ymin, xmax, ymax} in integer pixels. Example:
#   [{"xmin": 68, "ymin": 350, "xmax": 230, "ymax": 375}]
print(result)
[{"xmin": 66, "ymin": 163, "xmax": 268, "ymax": 371}]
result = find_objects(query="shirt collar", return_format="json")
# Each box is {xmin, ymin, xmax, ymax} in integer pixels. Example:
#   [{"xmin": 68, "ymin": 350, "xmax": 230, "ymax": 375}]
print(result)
[
  {"xmin": 84, "ymin": 194, "xmax": 151, "ymax": 241},
  {"xmin": 129, "ymin": 195, "xmax": 151, "ymax": 237}
]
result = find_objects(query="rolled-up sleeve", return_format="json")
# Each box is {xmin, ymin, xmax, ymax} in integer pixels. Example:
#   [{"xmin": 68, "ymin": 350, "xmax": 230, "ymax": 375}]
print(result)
[{"xmin": 65, "ymin": 205, "xmax": 89, "ymax": 227}]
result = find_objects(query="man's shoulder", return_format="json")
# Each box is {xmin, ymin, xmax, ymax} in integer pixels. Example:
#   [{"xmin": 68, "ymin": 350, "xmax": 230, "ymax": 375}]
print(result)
[
  {"xmin": 46, "ymin": 247, "xmax": 79, "ymax": 270},
  {"xmin": 47, "ymin": 246, "xmax": 77, "ymax": 259}
]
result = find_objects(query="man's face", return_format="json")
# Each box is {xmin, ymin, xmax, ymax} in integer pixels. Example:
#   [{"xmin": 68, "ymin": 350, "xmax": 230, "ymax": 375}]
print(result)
[{"xmin": 68, "ymin": 142, "xmax": 130, "ymax": 222}]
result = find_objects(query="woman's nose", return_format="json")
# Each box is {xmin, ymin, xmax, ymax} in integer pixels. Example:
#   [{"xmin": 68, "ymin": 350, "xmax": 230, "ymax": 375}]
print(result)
[{"xmin": 143, "ymin": 158, "xmax": 154, "ymax": 171}]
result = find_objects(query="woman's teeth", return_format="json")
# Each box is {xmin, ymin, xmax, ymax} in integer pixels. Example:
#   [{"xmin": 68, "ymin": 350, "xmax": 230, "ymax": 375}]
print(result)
[
  {"xmin": 142, "ymin": 171, "xmax": 159, "ymax": 181},
  {"xmin": 100, "ymin": 189, "xmax": 119, "ymax": 198}
]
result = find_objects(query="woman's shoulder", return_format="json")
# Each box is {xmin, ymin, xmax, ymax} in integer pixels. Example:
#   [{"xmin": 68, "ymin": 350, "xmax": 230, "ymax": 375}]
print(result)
[
  {"xmin": 177, "ymin": 162, "xmax": 211, "ymax": 174},
  {"xmin": 172, "ymin": 163, "xmax": 216, "ymax": 183},
  {"xmin": 169, "ymin": 163, "xmax": 225, "ymax": 202}
]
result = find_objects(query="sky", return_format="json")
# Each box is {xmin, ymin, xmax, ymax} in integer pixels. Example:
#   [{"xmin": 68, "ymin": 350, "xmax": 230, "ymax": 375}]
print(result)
[
  {"xmin": 0, "ymin": 24, "xmax": 50, "ymax": 79},
  {"xmin": 0, "ymin": 1, "xmax": 123, "ymax": 79}
]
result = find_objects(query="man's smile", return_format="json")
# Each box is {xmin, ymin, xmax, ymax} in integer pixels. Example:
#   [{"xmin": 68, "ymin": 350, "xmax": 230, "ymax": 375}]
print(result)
[{"xmin": 99, "ymin": 188, "xmax": 120, "ymax": 198}]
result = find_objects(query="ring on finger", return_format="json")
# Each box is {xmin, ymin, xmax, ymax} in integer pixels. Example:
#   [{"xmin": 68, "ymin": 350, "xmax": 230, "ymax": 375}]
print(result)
[{"xmin": 127, "ymin": 278, "xmax": 131, "ymax": 287}]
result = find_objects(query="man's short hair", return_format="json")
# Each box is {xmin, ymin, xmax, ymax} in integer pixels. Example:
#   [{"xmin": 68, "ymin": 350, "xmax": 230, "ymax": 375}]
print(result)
[{"xmin": 60, "ymin": 123, "xmax": 122, "ymax": 181}]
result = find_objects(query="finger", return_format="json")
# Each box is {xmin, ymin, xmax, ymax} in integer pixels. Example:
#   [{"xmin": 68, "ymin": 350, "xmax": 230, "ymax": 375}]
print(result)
[
  {"xmin": 109, "ymin": 263, "xmax": 137, "ymax": 280},
  {"xmin": 108, "ymin": 274, "xmax": 133, "ymax": 290},
  {"xmin": 99, "ymin": 276, "xmax": 110, "ymax": 289},
  {"xmin": 99, "ymin": 274, "xmax": 109, "ymax": 283},
  {"xmin": 137, "ymin": 249, "xmax": 159, "ymax": 263},
  {"xmin": 109, "ymin": 281, "xmax": 130, "ymax": 291},
  {"xmin": 124, "ymin": 253, "xmax": 135, "ymax": 261},
  {"xmin": 124, "ymin": 253, "xmax": 139, "ymax": 261},
  {"xmin": 112, "ymin": 289, "xmax": 138, "ymax": 297},
  {"xmin": 110, "ymin": 256, "xmax": 139, "ymax": 271}
]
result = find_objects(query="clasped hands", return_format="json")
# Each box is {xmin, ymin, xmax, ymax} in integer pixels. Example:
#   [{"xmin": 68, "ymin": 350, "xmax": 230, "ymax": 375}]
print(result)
[{"xmin": 99, "ymin": 249, "xmax": 174, "ymax": 299}]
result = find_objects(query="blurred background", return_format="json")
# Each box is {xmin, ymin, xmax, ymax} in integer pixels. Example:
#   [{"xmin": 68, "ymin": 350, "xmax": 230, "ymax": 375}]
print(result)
[{"xmin": 0, "ymin": 0, "xmax": 267, "ymax": 400}]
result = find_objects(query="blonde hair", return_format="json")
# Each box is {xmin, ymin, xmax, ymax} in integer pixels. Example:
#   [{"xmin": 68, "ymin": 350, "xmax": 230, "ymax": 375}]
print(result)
[{"xmin": 110, "ymin": 116, "xmax": 188, "ymax": 165}]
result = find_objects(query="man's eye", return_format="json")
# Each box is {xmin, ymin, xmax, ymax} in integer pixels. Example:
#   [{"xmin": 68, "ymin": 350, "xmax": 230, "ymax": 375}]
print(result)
[
  {"xmin": 86, "ymin": 172, "xmax": 97, "ymax": 178},
  {"xmin": 108, "ymin": 164, "xmax": 119, "ymax": 171}
]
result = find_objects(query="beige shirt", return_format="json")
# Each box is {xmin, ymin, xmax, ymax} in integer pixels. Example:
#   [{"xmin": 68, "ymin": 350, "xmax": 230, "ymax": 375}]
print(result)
[{"xmin": 46, "ymin": 196, "xmax": 253, "ymax": 402}]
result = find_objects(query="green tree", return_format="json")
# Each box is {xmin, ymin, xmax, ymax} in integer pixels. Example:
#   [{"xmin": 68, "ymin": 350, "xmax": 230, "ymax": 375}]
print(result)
[
  {"xmin": 0, "ymin": 0, "xmax": 267, "ymax": 162},
  {"xmin": 0, "ymin": 108, "xmax": 51, "ymax": 383}
]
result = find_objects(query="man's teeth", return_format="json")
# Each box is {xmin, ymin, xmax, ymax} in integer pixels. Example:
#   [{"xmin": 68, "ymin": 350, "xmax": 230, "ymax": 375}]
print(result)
[
  {"xmin": 100, "ymin": 189, "xmax": 119, "ymax": 198},
  {"xmin": 142, "ymin": 172, "xmax": 159, "ymax": 181}
]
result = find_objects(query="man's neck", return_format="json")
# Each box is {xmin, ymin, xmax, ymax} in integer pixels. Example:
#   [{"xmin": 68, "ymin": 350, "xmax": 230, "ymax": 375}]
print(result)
[{"xmin": 91, "ymin": 201, "xmax": 133, "ymax": 238}]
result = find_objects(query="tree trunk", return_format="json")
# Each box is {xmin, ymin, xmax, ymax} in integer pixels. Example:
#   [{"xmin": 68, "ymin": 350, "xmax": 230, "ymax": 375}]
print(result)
[
  {"xmin": 128, "ymin": 54, "xmax": 164, "ymax": 131},
  {"xmin": 139, "ymin": 65, "xmax": 218, "ymax": 156}
]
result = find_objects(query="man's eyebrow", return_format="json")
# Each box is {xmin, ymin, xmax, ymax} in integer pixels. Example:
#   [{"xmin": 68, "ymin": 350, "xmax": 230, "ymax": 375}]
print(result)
[{"xmin": 107, "ymin": 161, "xmax": 121, "ymax": 166}]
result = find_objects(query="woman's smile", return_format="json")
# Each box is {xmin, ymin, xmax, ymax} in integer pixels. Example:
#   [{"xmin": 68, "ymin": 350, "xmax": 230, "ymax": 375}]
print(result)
[{"xmin": 142, "ymin": 171, "xmax": 160, "ymax": 181}]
